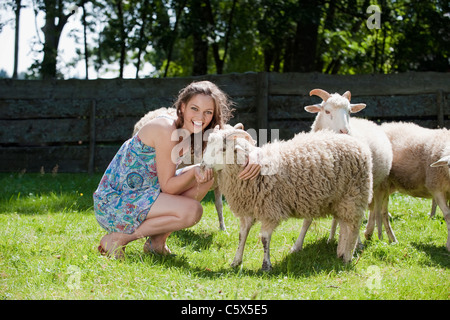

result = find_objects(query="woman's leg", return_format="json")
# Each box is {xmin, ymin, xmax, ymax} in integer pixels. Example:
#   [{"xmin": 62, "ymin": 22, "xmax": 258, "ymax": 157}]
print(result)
[
  {"xmin": 141, "ymin": 178, "xmax": 214, "ymax": 253},
  {"xmin": 99, "ymin": 179, "xmax": 214, "ymax": 257}
]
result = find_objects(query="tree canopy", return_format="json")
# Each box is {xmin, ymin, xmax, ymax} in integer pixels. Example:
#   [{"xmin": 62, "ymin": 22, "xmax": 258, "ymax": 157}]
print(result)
[{"xmin": 3, "ymin": 0, "xmax": 449, "ymax": 79}]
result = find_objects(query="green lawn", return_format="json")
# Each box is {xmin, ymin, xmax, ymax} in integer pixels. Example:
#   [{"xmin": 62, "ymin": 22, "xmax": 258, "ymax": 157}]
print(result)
[{"xmin": 0, "ymin": 173, "xmax": 448, "ymax": 300}]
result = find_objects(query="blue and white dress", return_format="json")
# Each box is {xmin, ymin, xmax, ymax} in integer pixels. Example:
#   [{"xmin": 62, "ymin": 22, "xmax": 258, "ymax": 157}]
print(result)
[{"xmin": 93, "ymin": 134, "xmax": 162, "ymax": 234}]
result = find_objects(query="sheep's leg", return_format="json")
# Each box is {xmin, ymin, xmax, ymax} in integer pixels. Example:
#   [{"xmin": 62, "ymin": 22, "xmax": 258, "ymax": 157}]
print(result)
[
  {"xmin": 213, "ymin": 187, "xmax": 226, "ymax": 231},
  {"xmin": 328, "ymin": 218, "xmax": 338, "ymax": 243},
  {"xmin": 433, "ymin": 192, "xmax": 450, "ymax": 251},
  {"xmin": 231, "ymin": 216, "xmax": 254, "ymax": 268},
  {"xmin": 342, "ymin": 220, "xmax": 360, "ymax": 263},
  {"xmin": 260, "ymin": 221, "xmax": 277, "ymax": 271},
  {"xmin": 365, "ymin": 207, "xmax": 376, "ymax": 241},
  {"xmin": 379, "ymin": 190, "xmax": 397, "ymax": 243},
  {"xmin": 336, "ymin": 220, "xmax": 348, "ymax": 260},
  {"xmin": 429, "ymin": 199, "xmax": 437, "ymax": 218},
  {"xmin": 290, "ymin": 219, "xmax": 312, "ymax": 253},
  {"xmin": 376, "ymin": 207, "xmax": 383, "ymax": 241}
]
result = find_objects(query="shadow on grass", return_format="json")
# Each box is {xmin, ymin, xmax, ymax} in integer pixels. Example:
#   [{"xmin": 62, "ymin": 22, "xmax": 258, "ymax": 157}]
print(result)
[
  {"xmin": 0, "ymin": 173, "xmax": 101, "ymax": 214},
  {"xmin": 170, "ymin": 229, "xmax": 215, "ymax": 252},
  {"xmin": 410, "ymin": 242, "xmax": 450, "ymax": 268},
  {"xmin": 124, "ymin": 236, "xmax": 354, "ymax": 279},
  {"xmin": 272, "ymin": 238, "xmax": 354, "ymax": 277}
]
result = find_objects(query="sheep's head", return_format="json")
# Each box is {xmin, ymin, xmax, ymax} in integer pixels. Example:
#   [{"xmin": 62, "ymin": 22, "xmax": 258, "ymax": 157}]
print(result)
[
  {"xmin": 305, "ymin": 88, "xmax": 366, "ymax": 134},
  {"xmin": 201, "ymin": 125, "xmax": 256, "ymax": 172}
]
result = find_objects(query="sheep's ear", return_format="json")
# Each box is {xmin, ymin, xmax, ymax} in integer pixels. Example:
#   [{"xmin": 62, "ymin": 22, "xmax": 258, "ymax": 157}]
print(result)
[
  {"xmin": 343, "ymin": 91, "xmax": 351, "ymax": 101},
  {"xmin": 234, "ymin": 123, "xmax": 244, "ymax": 130},
  {"xmin": 350, "ymin": 103, "xmax": 366, "ymax": 113},
  {"xmin": 430, "ymin": 156, "xmax": 450, "ymax": 167},
  {"xmin": 213, "ymin": 125, "xmax": 220, "ymax": 132},
  {"xmin": 304, "ymin": 104, "xmax": 322, "ymax": 113}
]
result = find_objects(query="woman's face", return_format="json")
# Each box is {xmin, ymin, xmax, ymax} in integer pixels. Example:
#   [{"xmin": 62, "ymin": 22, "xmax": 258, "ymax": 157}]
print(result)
[{"xmin": 181, "ymin": 94, "xmax": 215, "ymax": 134}]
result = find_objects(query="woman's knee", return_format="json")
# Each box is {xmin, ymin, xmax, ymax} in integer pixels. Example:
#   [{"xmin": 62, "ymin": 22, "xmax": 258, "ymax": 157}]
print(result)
[{"xmin": 184, "ymin": 200, "xmax": 203, "ymax": 227}]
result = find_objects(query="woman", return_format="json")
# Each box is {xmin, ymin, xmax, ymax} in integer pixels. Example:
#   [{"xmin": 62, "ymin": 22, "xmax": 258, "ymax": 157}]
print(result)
[{"xmin": 94, "ymin": 81, "xmax": 260, "ymax": 258}]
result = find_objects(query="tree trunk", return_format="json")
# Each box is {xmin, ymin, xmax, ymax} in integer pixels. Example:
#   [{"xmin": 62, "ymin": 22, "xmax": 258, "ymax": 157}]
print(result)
[
  {"xmin": 41, "ymin": 0, "xmax": 75, "ymax": 79},
  {"xmin": 81, "ymin": 1, "xmax": 89, "ymax": 79},
  {"xmin": 116, "ymin": 0, "xmax": 126, "ymax": 78},
  {"xmin": 204, "ymin": 0, "xmax": 237, "ymax": 74},
  {"xmin": 13, "ymin": 0, "xmax": 21, "ymax": 79},
  {"xmin": 135, "ymin": 0, "xmax": 151, "ymax": 78},
  {"xmin": 163, "ymin": 0, "xmax": 186, "ymax": 78},
  {"xmin": 191, "ymin": 0, "xmax": 209, "ymax": 76},
  {"xmin": 284, "ymin": 0, "xmax": 322, "ymax": 72},
  {"xmin": 192, "ymin": 33, "xmax": 208, "ymax": 76}
]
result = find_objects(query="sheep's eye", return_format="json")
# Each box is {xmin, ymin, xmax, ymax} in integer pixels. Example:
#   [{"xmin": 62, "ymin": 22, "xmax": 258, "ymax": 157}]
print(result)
[{"xmin": 325, "ymin": 110, "xmax": 330, "ymax": 115}]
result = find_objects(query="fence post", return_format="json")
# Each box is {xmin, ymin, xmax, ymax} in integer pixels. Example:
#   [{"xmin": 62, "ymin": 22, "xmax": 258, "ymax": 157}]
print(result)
[
  {"xmin": 437, "ymin": 90, "xmax": 444, "ymax": 128},
  {"xmin": 256, "ymin": 72, "xmax": 269, "ymax": 144},
  {"xmin": 88, "ymin": 100, "xmax": 96, "ymax": 175}
]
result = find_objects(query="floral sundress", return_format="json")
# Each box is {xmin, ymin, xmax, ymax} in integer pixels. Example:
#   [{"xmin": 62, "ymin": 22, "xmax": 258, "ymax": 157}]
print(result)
[{"xmin": 93, "ymin": 134, "xmax": 161, "ymax": 234}]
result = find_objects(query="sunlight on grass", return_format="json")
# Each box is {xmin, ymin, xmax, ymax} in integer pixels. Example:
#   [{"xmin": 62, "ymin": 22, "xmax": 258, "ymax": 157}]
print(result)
[{"xmin": 0, "ymin": 173, "xmax": 449, "ymax": 300}]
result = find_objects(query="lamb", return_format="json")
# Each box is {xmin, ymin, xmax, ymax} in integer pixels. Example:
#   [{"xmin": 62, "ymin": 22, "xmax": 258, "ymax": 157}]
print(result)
[
  {"xmin": 133, "ymin": 107, "xmax": 242, "ymax": 231},
  {"xmin": 380, "ymin": 121, "xmax": 450, "ymax": 251},
  {"xmin": 200, "ymin": 126, "xmax": 373, "ymax": 270},
  {"xmin": 302, "ymin": 89, "xmax": 395, "ymax": 245}
]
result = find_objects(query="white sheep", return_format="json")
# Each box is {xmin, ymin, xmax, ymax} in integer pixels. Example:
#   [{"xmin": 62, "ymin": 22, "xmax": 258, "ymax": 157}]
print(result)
[
  {"xmin": 302, "ymin": 89, "xmax": 395, "ymax": 245},
  {"xmin": 201, "ymin": 126, "xmax": 373, "ymax": 270},
  {"xmin": 381, "ymin": 121, "xmax": 450, "ymax": 251},
  {"xmin": 132, "ymin": 107, "xmax": 241, "ymax": 231}
]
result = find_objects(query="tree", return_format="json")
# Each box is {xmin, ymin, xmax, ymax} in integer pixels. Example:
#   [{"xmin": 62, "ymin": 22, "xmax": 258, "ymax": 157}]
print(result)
[
  {"xmin": 13, "ymin": 0, "xmax": 22, "ymax": 79},
  {"xmin": 9, "ymin": 0, "xmax": 448, "ymax": 79},
  {"xmin": 39, "ymin": 0, "xmax": 78, "ymax": 79}
]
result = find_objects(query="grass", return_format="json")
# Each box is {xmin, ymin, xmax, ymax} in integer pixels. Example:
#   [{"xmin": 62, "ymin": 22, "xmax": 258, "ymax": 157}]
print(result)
[{"xmin": 0, "ymin": 172, "xmax": 449, "ymax": 300}]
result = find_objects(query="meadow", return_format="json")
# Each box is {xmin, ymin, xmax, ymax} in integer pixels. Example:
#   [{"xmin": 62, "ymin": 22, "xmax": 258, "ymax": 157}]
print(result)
[{"xmin": 0, "ymin": 172, "xmax": 448, "ymax": 300}]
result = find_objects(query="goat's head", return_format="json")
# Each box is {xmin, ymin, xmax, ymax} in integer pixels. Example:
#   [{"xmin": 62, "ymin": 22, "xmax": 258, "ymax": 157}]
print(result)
[
  {"xmin": 201, "ymin": 125, "xmax": 256, "ymax": 171},
  {"xmin": 304, "ymin": 88, "xmax": 366, "ymax": 134}
]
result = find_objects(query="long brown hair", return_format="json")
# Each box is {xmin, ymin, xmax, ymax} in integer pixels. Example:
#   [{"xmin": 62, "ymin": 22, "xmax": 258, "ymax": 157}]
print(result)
[{"xmin": 173, "ymin": 81, "xmax": 235, "ymax": 153}]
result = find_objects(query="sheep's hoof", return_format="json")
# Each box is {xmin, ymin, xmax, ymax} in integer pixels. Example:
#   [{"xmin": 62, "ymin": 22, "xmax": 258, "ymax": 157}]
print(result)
[
  {"xmin": 230, "ymin": 261, "xmax": 242, "ymax": 268},
  {"xmin": 289, "ymin": 247, "xmax": 301, "ymax": 254},
  {"xmin": 261, "ymin": 262, "xmax": 272, "ymax": 272}
]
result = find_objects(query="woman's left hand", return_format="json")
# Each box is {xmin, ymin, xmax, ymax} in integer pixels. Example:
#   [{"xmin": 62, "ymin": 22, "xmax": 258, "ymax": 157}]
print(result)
[
  {"xmin": 239, "ymin": 149, "xmax": 261, "ymax": 180},
  {"xmin": 194, "ymin": 165, "xmax": 214, "ymax": 184}
]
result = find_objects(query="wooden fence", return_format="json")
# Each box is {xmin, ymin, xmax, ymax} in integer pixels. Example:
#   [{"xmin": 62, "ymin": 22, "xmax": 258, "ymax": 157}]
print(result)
[{"xmin": 0, "ymin": 72, "xmax": 449, "ymax": 173}]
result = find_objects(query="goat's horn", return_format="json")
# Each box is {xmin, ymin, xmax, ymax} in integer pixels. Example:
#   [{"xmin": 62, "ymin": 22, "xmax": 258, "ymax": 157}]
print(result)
[
  {"xmin": 310, "ymin": 89, "xmax": 331, "ymax": 102},
  {"xmin": 225, "ymin": 130, "xmax": 256, "ymax": 145}
]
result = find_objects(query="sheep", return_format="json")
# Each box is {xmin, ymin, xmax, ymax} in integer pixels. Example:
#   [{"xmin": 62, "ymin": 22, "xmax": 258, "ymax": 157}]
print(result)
[
  {"xmin": 302, "ymin": 89, "xmax": 395, "ymax": 245},
  {"xmin": 380, "ymin": 121, "xmax": 450, "ymax": 251},
  {"xmin": 132, "ymin": 107, "xmax": 242, "ymax": 231},
  {"xmin": 133, "ymin": 107, "xmax": 177, "ymax": 135},
  {"xmin": 200, "ymin": 126, "xmax": 373, "ymax": 271}
]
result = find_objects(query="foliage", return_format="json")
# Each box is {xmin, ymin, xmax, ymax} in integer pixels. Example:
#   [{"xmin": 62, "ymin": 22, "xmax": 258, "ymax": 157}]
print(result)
[
  {"xmin": 3, "ymin": 0, "xmax": 449, "ymax": 78},
  {"xmin": 0, "ymin": 173, "xmax": 449, "ymax": 300}
]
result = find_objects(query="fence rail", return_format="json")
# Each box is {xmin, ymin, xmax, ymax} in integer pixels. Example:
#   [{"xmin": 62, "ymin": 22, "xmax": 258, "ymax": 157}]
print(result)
[{"xmin": 0, "ymin": 72, "xmax": 449, "ymax": 173}]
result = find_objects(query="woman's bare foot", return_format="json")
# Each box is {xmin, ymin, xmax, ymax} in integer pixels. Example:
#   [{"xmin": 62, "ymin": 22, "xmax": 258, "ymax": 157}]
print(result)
[
  {"xmin": 143, "ymin": 237, "xmax": 172, "ymax": 256},
  {"xmin": 98, "ymin": 233, "xmax": 126, "ymax": 259}
]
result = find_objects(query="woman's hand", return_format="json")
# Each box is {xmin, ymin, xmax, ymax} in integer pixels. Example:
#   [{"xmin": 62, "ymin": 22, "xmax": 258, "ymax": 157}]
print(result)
[
  {"xmin": 194, "ymin": 165, "xmax": 214, "ymax": 184},
  {"xmin": 239, "ymin": 149, "xmax": 261, "ymax": 180}
]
